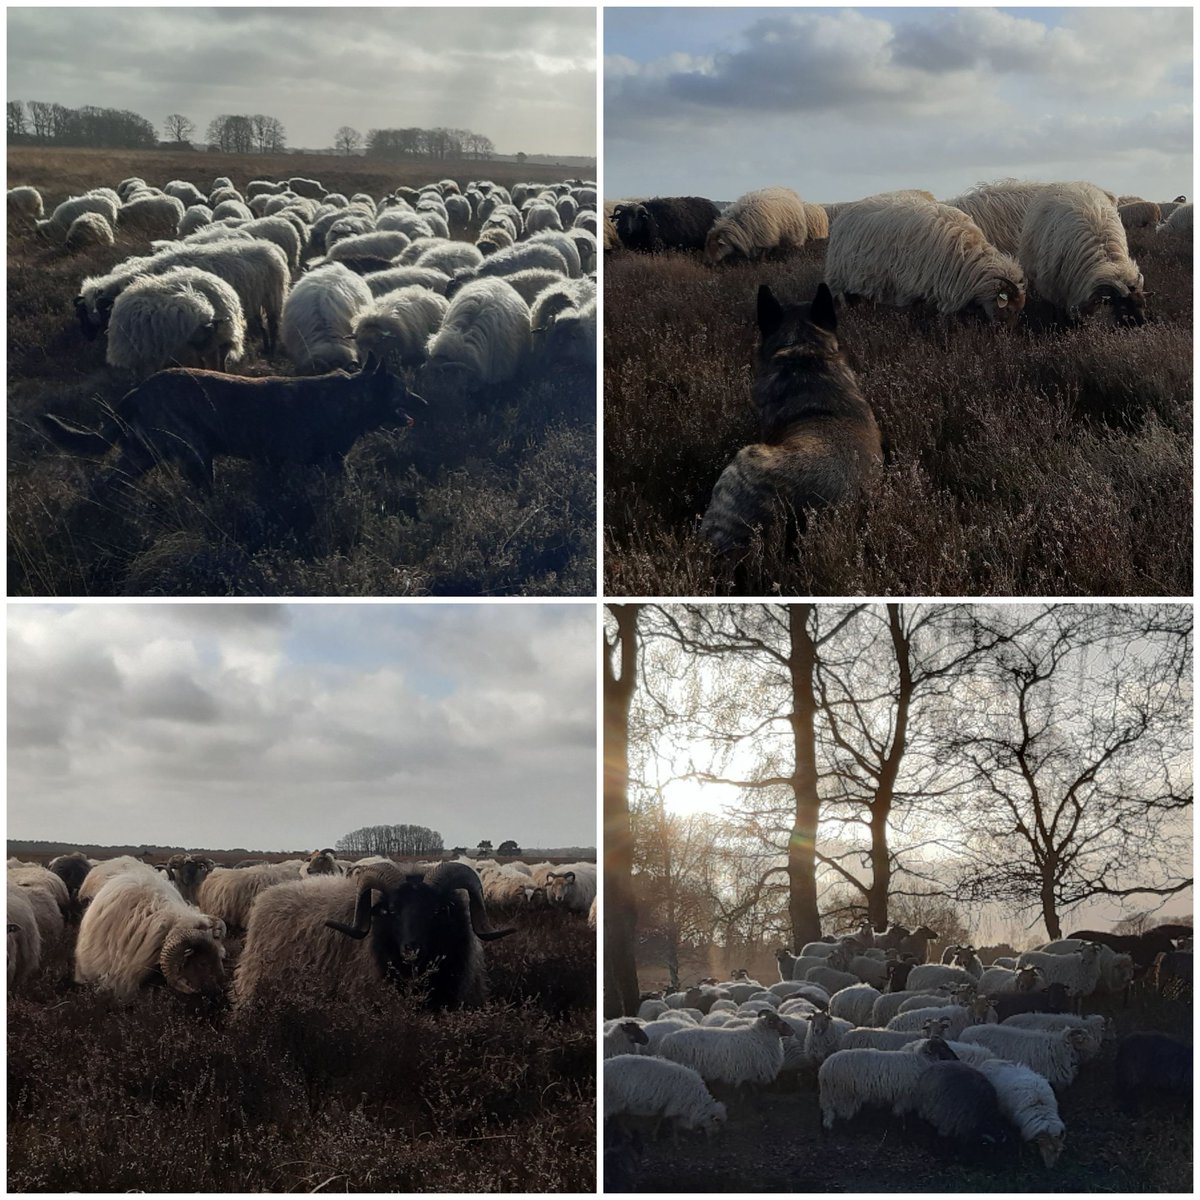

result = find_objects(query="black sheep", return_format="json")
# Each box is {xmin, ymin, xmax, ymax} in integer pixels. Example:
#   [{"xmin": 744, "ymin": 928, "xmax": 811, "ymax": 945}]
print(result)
[
  {"xmin": 613, "ymin": 196, "xmax": 719, "ymax": 253},
  {"xmin": 1114, "ymin": 1032, "xmax": 1192, "ymax": 1114}
]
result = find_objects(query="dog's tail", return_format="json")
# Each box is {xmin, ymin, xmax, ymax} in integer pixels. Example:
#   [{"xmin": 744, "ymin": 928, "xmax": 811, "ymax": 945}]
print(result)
[{"xmin": 39, "ymin": 411, "xmax": 118, "ymax": 455}]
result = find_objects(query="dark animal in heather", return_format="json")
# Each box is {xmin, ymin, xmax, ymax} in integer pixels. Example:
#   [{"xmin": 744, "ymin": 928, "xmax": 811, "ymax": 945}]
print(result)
[
  {"xmin": 613, "ymin": 196, "xmax": 720, "ymax": 253},
  {"xmin": 47, "ymin": 852, "xmax": 93, "ymax": 901},
  {"xmin": 700, "ymin": 282, "xmax": 883, "ymax": 556},
  {"xmin": 1114, "ymin": 1032, "xmax": 1192, "ymax": 1114},
  {"xmin": 40, "ymin": 354, "xmax": 422, "ymax": 492},
  {"xmin": 985, "ymin": 981, "xmax": 1071, "ymax": 1021}
]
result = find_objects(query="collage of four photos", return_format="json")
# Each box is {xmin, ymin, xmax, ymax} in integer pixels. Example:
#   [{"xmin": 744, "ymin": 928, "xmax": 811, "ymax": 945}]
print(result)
[{"xmin": 6, "ymin": 3, "xmax": 1193, "ymax": 1194}]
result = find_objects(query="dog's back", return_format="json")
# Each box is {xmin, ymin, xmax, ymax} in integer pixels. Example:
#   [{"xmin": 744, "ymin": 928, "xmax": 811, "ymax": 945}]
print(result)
[{"xmin": 701, "ymin": 283, "xmax": 882, "ymax": 556}]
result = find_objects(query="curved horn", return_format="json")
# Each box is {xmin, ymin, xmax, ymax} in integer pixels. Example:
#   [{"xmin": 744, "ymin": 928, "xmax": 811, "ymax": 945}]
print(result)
[
  {"xmin": 159, "ymin": 927, "xmax": 220, "ymax": 993},
  {"xmin": 325, "ymin": 864, "xmax": 396, "ymax": 939},
  {"xmin": 430, "ymin": 862, "xmax": 516, "ymax": 941}
]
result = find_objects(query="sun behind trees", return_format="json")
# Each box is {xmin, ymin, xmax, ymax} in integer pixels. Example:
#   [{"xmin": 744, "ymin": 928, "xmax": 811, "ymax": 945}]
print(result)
[{"xmin": 603, "ymin": 601, "xmax": 1192, "ymax": 1191}]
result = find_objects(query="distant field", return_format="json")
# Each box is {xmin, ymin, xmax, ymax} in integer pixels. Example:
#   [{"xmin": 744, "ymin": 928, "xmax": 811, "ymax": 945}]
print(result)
[
  {"xmin": 7, "ymin": 147, "xmax": 596, "ymax": 597},
  {"xmin": 604, "ymin": 227, "xmax": 1192, "ymax": 597}
]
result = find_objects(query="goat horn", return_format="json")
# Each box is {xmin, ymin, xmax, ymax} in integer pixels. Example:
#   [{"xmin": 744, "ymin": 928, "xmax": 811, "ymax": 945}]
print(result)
[{"xmin": 430, "ymin": 862, "xmax": 516, "ymax": 942}]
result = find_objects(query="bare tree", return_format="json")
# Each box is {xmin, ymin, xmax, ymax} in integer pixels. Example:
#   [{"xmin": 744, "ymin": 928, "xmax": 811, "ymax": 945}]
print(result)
[
  {"xmin": 604, "ymin": 604, "xmax": 642, "ymax": 1017},
  {"xmin": 27, "ymin": 100, "xmax": 55, "ymax": 141},
  {"xmin": 7, "ymin": 100, "xmax": 27, "ymax": 139},
  {"xmin": 164, "ymin": 113, "xmax": 195, "ymax": 144},
  {"xmin": 951, "ymin": 605, "xmax": 1192, "ymax": 939},
  {"xmin": 334, "ymin": 125, "xmax": 361, "ymax": 155}
]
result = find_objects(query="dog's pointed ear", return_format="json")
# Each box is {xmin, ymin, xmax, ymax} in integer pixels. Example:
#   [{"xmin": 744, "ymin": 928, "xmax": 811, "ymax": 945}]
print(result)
[
  {"xmin": 757, "ymin": 284, "xmax": 783, "ymax": 337},
  {"xmin": 811, "ymin": 282, "xmax": 837, "ymax": 333}
]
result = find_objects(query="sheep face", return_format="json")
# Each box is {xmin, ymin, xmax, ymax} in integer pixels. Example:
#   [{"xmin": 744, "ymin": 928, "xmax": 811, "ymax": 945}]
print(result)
[
  {"xmin": 757, "ymin": 1010, "xmax": 795, "ymax": 1039},
  {"xmin": 1034, "ymin": 1129, "xmax": 1065, "ymax": 1168},
  {"xmin": 305, "ymin": 850, "xmax": 339, "ymax": 876},
  {"xmin": 613, "ymin": 204, "xmax": 656, "ymax": 251},
  {"xmin": 704, "ymin": 226, "xmax": 739, "ymax": 264},
  {"xmin": 1082, "ymin": 282, "xmax": 1148, "ymax": 327},
  {"xmin": 159, "ymin": 928, "xmax": 226, "ymax": 999}
]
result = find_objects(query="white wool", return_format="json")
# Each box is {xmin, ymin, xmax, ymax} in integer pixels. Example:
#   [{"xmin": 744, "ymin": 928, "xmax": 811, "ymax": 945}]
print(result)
[
  {"xmin": 817, "ymin": 1048, "xmax": 936, "ymax": 1128},
  {"xmin": 281, "ymin": 262, "xmax": 372, "ymax": 373},
  {"xmin": 840, "ymin": 1027, "xmax": 929, "ymax": 1051},
  {"xmin": 1001, "ymin": 1012, "xmax": 1108, "ymax": 1059},
  {"xmin": 658, "ymin": 1012, "xmax": 790, "ymax": 1087},
  {"xmin": 604, "ymin": 1054, "xmax": 727, "ymax": 1135},
  {"xmin": 422, "ymin": 277, "xmax": 531, "ymax": 394},
  {"xmin": 706, "ymin": 186, "xmax": 810, "ymax": 262},
  {"xmin": 959, "ymin": 1024, "xmax": 1088, "ymax": 1087},
  {"xmin": 1015, "ymin": 946, "xmax": 1103, "ymax": 997},
  {"xmin": 976, "ymin": 1058, "xmax": 1066, "ymax": 1166},
  {"xmin": 828, "ymin": 983, "xmax": 882, "ymax": 1027}
]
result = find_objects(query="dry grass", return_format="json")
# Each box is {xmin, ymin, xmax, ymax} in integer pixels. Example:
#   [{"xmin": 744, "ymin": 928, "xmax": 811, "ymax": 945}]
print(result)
[
  {"xmin": 604, "ymin": 227, "xmax": 1191, "ymax": 597},
  {"xmin": 7, "ymin": 147, "xmax": 595, "ymax": 597},
  {"xmin": 9, "ymin": 901, "xmax": 595, "ymax": 1192}
]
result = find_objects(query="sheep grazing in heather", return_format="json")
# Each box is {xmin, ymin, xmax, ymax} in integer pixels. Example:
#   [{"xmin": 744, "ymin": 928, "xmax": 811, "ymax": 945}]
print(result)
[
  {"xmin": 8, "ymin": 881, "xmax": 44, "ymax": 987},
  {"xmin": 74, "ymin": 861, "xmax": 226, "ymax": 1003},
  {"xmin": 911, "ymin": 1061, "xmax": 1010, "ymax": 1149},
  {"xmin": 659, "ymin": 1009, "xmax": 794, "ymax": 1088},
  {"xmin": 1118, "ymin": 200, "xmax": 1162, "ymax": 231},
  {"xmin": 817, "ymin": 1041, "xmax": 954, "ymax": 1129},
  {"xmin": 65, "ymin": 211, "xmax": 115, "ymax": 252},
  {"xmin": 119, "ymin": 193, "xmax": 185, "ymax": 239},
  {"xmin": 613, "ymin": 196, "xmax": 720, "ymax": 253},
  {"xmin": 1018, "ymin": 182, "xmax": 1148, "ymax": 325},
  {"xmin": 705, "ymin": 186, "xmax": 811, "ymax": 263},
  {"xmin": 945, "ymin": 179, "xmax": 1052, "ymax": 256},
  {"xmin": 604, "ymin": 1020, "xmax": 650, "ymax": 1058},
  {"xmin": 354, "ymin": 286, "xmax": 449, "ymax": 373},
  {"xmin": 105, "ymin": 271, "xmax": 227, "ymax": 378},
  {"xmin": 974, "ymin": 1058, "xmax": 1066, "ymax": 1167},
  {"xmin": 1157, "ymin": 202, "xmax": 1192, "ymax": 237},
  {"xmin": 281, "ymin": 262, "xmax": 373, "ymax": 372},
  {"xmin": 1113, "ymin": 1032, "xmax": 1192, "ymax": 1114},
  {"xmin": 47, "ymin": 851, "xmax": 95, "ymax": 900},
  {"xmin": 825, "ymin": 192, "xmax": 1025, "ymax": 327},
  {"xmin": 197, "ymin": 861, "xmax": 304, "ymax": 931},
  {"xmin": 8, "ymin": 185, "xmax": 44, "ymax": 224},
  {"xmin": 420, "ymin": 277, "xmax": 531, "ymax": 400},
  {"xmin": 530, "ymin": 279, "xmax": 596, "ymax": 370},
  {"xmin": 960, "ymin": 1024, "xmax": 1090, "ymax": 1087},
  {"xmin": 605, "ymin": 1054, "xmax": 727, "ymax": 1137},
  {"xmin": 37, "ymin": 193, "xmax": 121, "ymax": 244},
  {"xmin": 8, "ymin": 866, "xmax": 69, "ymax": 958}
]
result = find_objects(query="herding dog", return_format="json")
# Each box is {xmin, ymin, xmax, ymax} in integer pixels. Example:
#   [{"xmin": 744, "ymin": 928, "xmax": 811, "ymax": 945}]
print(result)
[
  {"xmin": 40, "ymin": 353, "xmax": 423, "ymax": 493},
  {"xmin": 700, "ymin": 282, "xmax": 883, "ymax": 557}
]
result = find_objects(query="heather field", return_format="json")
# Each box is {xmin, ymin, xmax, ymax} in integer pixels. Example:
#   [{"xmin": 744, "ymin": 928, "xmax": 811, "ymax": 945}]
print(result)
[
  {"xmin": 603, "ymin": 227, "xmax": 1192, "ymax": 597},
  {"xmin": 7, "ymin": 147, "xmax": 596, "ymax": 597}
]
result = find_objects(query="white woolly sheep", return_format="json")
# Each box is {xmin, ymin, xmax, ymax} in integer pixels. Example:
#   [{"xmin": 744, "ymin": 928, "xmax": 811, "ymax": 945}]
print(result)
[
  {"xmin": 604, "ymin": 1020, "xmax": 650, "ymax": 1058},
  {"xmin": 74, "ymin": 864, "xmax": 226, "ymax": 1003},
  {"xmin": 945, "ymin": 179, "xmax": 1052, "ymax": 256},
  {"xmin": 959, "ymin": 1024, "xmax": 1090, "ymax": 1087},
  {"xmin": 196, "ymin": 861, "xmax": 303, "ymax": 930},
  {"xmin": 416, "ymin": 242, "xmax": 484, "ymax": 276},
  {"xmin": 803, "ymin": 1010, "xmax": 852, "ymax": 1064},
  {"xmin": 236, "ymin": 215, "xmax": 304, "ymax": 273},
  {"xmin": 8, "ymin": 185, "xmax": 44, "ymax": 223},
  {"xmin": 1158, "ymin": 202, "xmax": 1192, "ymax": 235},
  {"xmin": 287, "ymin": 177, "xmax": 325, "ymax": 200},
  {"xmin": 827, "ymin": 983, "xmax": 882, "ymax": 1028},
  {"xmin": 397, "ymin": 236, "xmax": 452, "ymax": 266},
  {"xmin": 906, "ymin": 963, "xmax": 979, "ymax": 993},
  {"xmin": 705, "ymin": 186, "xmax": 810, "ymax": 263},
  {"xmin": 979, "ymin": 964, "xmax": 1042, "ymax": 993},
  {"xmin": 8, "ymin": 866, "xmax": 69, "ymax": 954},
  {"xmin": 524, "ymin": 203, "xmax": 563, "ymax": 235},
  {"xmin": 328, "ymin": 230, "xmax": 413, "ymax": 264},
  {"xmin": 1031, "ymin": 941, "xmax": 1128, "ymax": 996},
  {"xmin": 900, "ymin": 1036, "xmax": 996, "ymax": 1067},
  {"xmin": 454, "ymin": 241, "xmax": 571, "ymax": 290},
  {"xmin": 178, "ymin": 205, "xmax": 214, "ymax": 238},
  {"xmin": 281, "ymin": 262, "xmax": 373, "ymax": 373},
  {"xmin": 420, "ymin": 276, "xmax": 531, "ymax": 399},
  {"xmin": 65, "ymin": 211, "xmax": 115, "ymax": 252},
  {"xmin": 1015, "ymin": 944, "xmax": 1102, "ymax": 1000},
  {"xmin": 354, "ymin": 286, "xmax": 449, "ymax": 373},
  {"xmin": 364, "ymin": 266, "xmax": 450, "ymax": 297},
  {"xmin": 528, "ymin": 230, "xmax": 583, "ymax": 278},
  {"xmin": 78, "ymin": 855, "xmax": 158, "ymax": 907},
  {"xmin": 975, "ymin": 1058, "xmax": 1066, "ymax": 1167},
  {"xmin": 530, "ymin": 280, "xmax": 595, "ymax": 369},
  {"xmin": 212, "ymin": 199, "xmax": 253, "ymax": 223},
  {"xmin": 638, "ymin": 997, "xmax": 669, "ymax": 1020},
  {"xmin": 951, "ymin": 946, "xmax": 985, "ymax": 978},
  {"xmin": 546, "ymin": 866, "xmax": 597, "ymax": 914},
  {"xmin": 1001, "ymin": 1012, "xmax": 1109, "ymax": 1060},
  {"xmin": 817, "ymin": 1046, "xmax": 942, "ymax": 1129},
  {"xmin": 840, "ymin": 1026, "xmax": 932, "ymax": 1052},
  {"xmin": 846, "ymin": 954, "xmax": 889, "ymax": 988},
  {"xmin": 659, "ymin": 1009, "xmax": 794, "ymax": 1088},
  {"xmin": 896, "ymin": 986, "xmax": 963, "ymax": 1013},
  {"xmin": 887, "ymin": 998, "xmax": 996, "ymax": 1041},
  {"xmin": 8, "ymin": 881, "xmax": 43, "ymax": 987},
  {"xmin": 1018, "ymin": 182, "xmax": 1147, "ymax": 325},
  {"xmin": 119, "ymin": 193, "xmax": 185, "ymax": 238},
  {"xmin": 799, "ymin": 940, "xmax": 847, "ymax": 960},
  {"xmin": 37, "ymin": 193, "xmax": 121, "ymax": 243},
  {"xmin": 164, "ymin": 180, "xmax": 208, "ymax": 208},
  {"xmin": 805, "ymin": 964, "xmax": 863, "ymax": 995},
  {"xmin": 1118, "ymin": 200, "xmax": 1162, "ymax": 231},
  {"xmin": 826, "ymin": 192, "xmax": 1025, "ymax": 326},
  {"xmin": 604, "ymin": 1054, "xmax": 727, "ymax": 1136},
  {"xmin": 788, "ymin": 954, "xmax": 839, "ymax": 981}
]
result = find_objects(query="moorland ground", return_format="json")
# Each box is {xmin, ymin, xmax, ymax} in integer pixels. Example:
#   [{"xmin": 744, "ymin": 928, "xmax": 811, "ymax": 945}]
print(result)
[
  {"xmin": 603, "ymin": 227, "xmax": 1192, "ymax": 597},
  {"xmin": 8, "ymin": 147, "xmax": 597, "ymax": 597},
  {"xmin": 8, "ymin": 848, "xmax": 596, "ymax": 1192}
]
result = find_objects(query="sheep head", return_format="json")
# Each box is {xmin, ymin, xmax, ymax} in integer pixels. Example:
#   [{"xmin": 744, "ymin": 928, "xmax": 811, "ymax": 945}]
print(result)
[
  {"xmin": 159, "ymin": 926, "xmax": 226, "ymax": 999},
  {"xmin": 1034, "ymin": 1129, "xmax": 1065, "ymax": 1169},
  {"xmin": 757, "ymin": 1010, "xmax": 794, "ymax": 1038},
  {"xmin": 620, "ymin": 1020, "xmax": 649, "ymax": 1048}
]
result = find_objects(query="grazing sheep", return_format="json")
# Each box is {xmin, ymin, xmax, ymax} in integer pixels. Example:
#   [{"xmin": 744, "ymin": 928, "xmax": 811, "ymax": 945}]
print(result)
[
  {"xmin": 119, "ymin": 193, "xmax": 185, "ymax": 238},
  {"xmin": 1002, "ymin": 1012, "xmax": 1109, "ymax": 1060},
  {"xmin": 233, "ymin": 215, "xmax": 304, "ymax": 273},
  {"xmin": 449, "ymin": 241, "xmax": 571, "ymax": 294},
  {"xmin": 163, "ymin": 180, "xmax": 206, "ymax": 208},
  {"xmin": 705, "ymin": 186, "xmax": 810, "ymax": 263},
  {"xmin": 47, "ymin": 852, "xmax": 95, "ymax": 900},
  {"xmin": 524, "ymin": 203, "xmax": 563, "ymax": 235},
  {"xmin": 178, "ymin": 205, "xmax": 213, "ymax": 238},
  {"xmin": 65, "ymin": 211, "xmax": 114, "ymax": 252},
  {"xmin": 161, "ymin": 854, "xmax": 216, "ymax": 906},
  {"xmin": 211, "ymin": 199, "xmax": 253, "ymax": 223},
  {"xmin": 828, "ymin": 983, "xmax": 882, "ymax": 1027},
  {"xmin": 1018, "ymin": 182, "xmax": 1147, "ymax": 324},
  {"xmin": 37, "ymin": 193, "xmax": 121, "ymax": 243},
  {"xmin": 8, "ymin": 185, "xmax": 44, "ymax": 223},
  {"xmin": 105, "ymin": 271, "xmax": 223, "ymax": 378},
  {"xmin": 974, "ymin": 1058, "xmax": 1066, "ymax": 1167},
  {"xmin": 1113, "ymin": 1032, "xmax": 1192, "ymax": 1114},
  {"xmin": 281, "ymin": 262, "xmax": 373, "ymax": 372},
  {"xmin": 1157, "ymin": 201, "xmax": 1192, "ymax": 236},
  {"xmin": 604, "ymin": 1020, "xmax": 650, "ymax": 1058},
  {"xmin": 613, "ymin": 196, "xmax": 720, "ymax": 253},
  {"xmin": 354, "ymin": 286, "xmax": 449, "ymax": 372},
  {"xmin": 945, "ymin": 179, "xmax": 1051, "ymax": 256},
  {"xmin": 287, "ymin": 177, "xmax": 325, "ymax": 200},
  {"xmin": 7, "ymin": 881, "xmax": 43, "ymax": 987},
  {"xmin": 78, "ymin": 855, "xmax": 159, "ymax": 907},
  {"xmin": 416, "ymin": 242, "xmax": 484, "ymax": 276},
  {"xmin": 803, "ymin": 1010, "xmax": 852, "ymax": 1064},
  {"xmin": 8, "ymin": 866, "xmax": 69, "ymax": 954},
  {"xmin": 604, "ymin": 1054, "xmax": 727, "ymax": 1136},
  {"xmin": 235, "ymin": 862, "xmax": 515, "ymax": 1010},
  {"xmin": 826, "ymin": 193, "xmax": 1025, "ymax": 326},
  {"xmin": 74, "ymin": 864, "xmax": 226, "ymax": 1003},
  {"xmin": 912, "ymin": 1061, "xmax": 1009, "ymax": 1148},
  {"xmin": 817, "ymin": 1045, "xmax": 949, "ymax": 1129},
  {"xmin": 959, "ymin": 1024, "xmax": 1090, "ymax": 1087},
  {"xmin": 197, "ymin": 861, "xmax": 303, "ymax": 931},
  {"xmin": 328, "ymin": 230, "xmax": 412, "ymax": 264},
  {"xmin": 420, "ymin": 277, "xmax": 531, "ymax": 399},
  {"xmin": 659, "ymin": 1009, "xmax": 794, "ymax": 1088},
  {"xmin": 363, "ymin": 266, "xmax": 450, "ymax": 297},
  {"xmin": 1118, "ymin": 200, "xmax": 1162, "ymax": 231},
  {"xmin": 477, "ymin": 226, "xmax": 515, "ymax": 256}
]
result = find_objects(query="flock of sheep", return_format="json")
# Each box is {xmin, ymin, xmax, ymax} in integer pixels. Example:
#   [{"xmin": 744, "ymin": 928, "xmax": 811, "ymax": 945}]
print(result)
[
  {"xmin": 606, "ymin": 181, "xmax": 1191, "ymax": 327},
  {"xmin": 604, "ymin": 921, "xmax": 1192, "ymax": 1168},
  {"xmin": 9, "ymin": 169, "xmax": 598, "ymax": 404},
  {"xmin": 7, "ymin": 848, "xmax": 596, "ymax": 1010}
]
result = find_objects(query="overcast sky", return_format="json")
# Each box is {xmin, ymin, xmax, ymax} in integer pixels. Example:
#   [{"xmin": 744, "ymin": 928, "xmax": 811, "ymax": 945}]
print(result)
[
  {"xmin": 8, "ymin": 604, "xmax": 596, "ymax": 853},
  {"xmin": 7, "ymin": 6, "xmax": 596, "ymax": 155},
  {"xmin": 605, "ymin": 6, "xmax": 1193, "ymax": 202}
]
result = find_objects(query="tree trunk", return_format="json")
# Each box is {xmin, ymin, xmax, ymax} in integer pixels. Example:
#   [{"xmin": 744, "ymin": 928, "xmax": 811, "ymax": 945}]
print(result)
[
  {"xmin": 603, "ymin": 604, "xmax": 642, "ymax": 1017},
  {"xmin": 1041, "ymin": 856, "xmax": 1062, "ymax": 940},
  {"xmin": 786, "ymin": 605, "xmax": 823, "ymax": 949}
]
